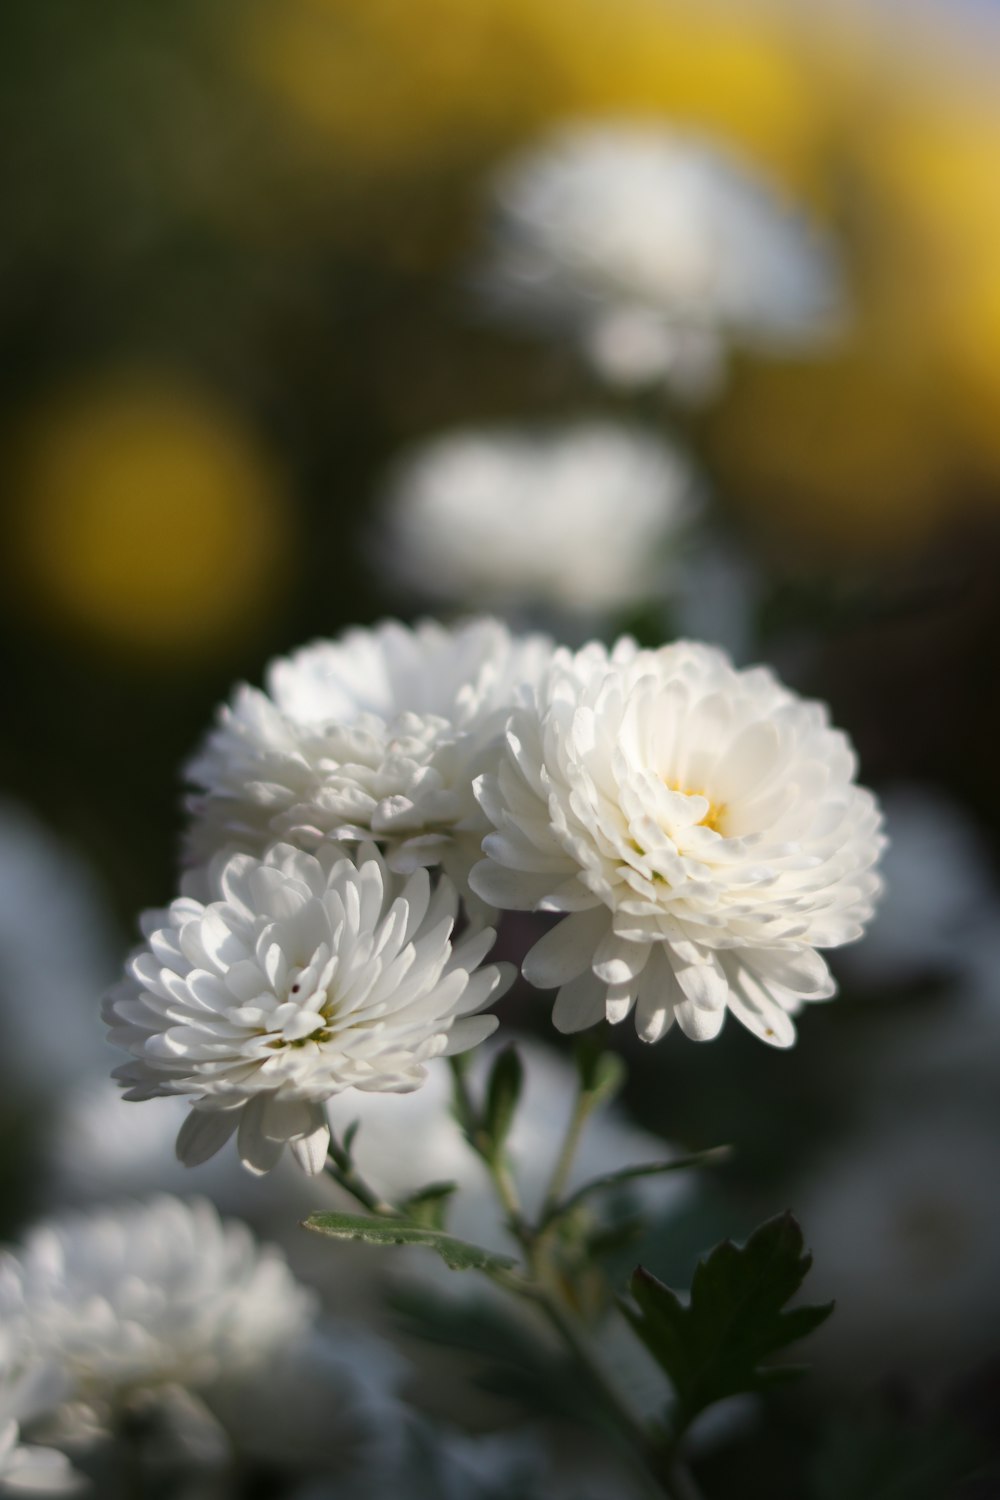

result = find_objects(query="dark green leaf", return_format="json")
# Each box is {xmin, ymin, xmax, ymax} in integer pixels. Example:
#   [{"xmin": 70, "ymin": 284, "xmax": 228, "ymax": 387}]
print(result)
[
  {"xmin": 398, "ymin": 1182, "xmax": 458, "ymax": 1230},
  {"xmin": 341, "ymin": 1119, "xmax": 361, "ymax": 1158},
  {"xmin": 621, "ymin": 1212, "xmax": 833, "ymax": 1440},
  {"xmin": 303, "ymin": 1211, "xmax": 517, "ymax": 1273},
  {"xmin": 483, "ymin": 1045, "xmax": 523, "ymax": 1157}
]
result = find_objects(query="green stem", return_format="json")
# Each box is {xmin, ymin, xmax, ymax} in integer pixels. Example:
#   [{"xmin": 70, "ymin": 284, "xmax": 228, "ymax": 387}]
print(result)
[
  {"xmin": 539, "ymin": 1079, "xmax": 601, "ymax": 1223},
  {"xmin": 664, "ymin": 1459, "xmax": 707, "ymax": 1500},
  {"xmin": 536, "ymin": 1286, "xmax": 657, "ymax": 1459},
  {"xmin": 325, "ymin": 1136, "xmax": 399, "ymax": 1218},
  {"xmin": 450, "ymin": 1053, "xmax": 679, "ymax": 1497}
]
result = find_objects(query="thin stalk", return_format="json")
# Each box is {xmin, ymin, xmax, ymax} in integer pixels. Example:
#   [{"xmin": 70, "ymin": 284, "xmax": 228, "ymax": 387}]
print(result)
[
  {"xmin": 324, "ymin": 1137, "xmax": 399, "ymax": 1218},
  {"xmin": 664, "ymin": 1459, "xmax": 707, "ymax": 1500},
  {"xmin": 539, "ymin": 1079, "xmax": 601, "ymax": 1223},
  {"xmin": 536, "ymin": 1286, "xmax": 656, "ymax": 1460}
]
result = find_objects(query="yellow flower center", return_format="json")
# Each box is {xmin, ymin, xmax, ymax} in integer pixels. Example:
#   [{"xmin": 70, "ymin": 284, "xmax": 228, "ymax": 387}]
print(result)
[{"xmin": 667, "ymin": 781, "xmax": 728, "ymax": 835}]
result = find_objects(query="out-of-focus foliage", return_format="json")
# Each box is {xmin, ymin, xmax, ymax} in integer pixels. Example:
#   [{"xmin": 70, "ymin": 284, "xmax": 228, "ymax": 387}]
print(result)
[{"xmin": 6, "ymin": 374, "xmax": 290, "ymax": 657}]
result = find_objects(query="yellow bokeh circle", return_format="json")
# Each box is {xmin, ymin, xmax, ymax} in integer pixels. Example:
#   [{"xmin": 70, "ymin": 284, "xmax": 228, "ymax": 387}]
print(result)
[{"xmin": 9, "ymin": 374, "xmax": 292, "ymax": 659}]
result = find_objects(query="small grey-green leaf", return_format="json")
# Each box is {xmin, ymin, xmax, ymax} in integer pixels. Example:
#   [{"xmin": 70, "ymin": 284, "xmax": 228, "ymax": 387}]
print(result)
[
  {"xmin": 484, "ymin": 1045, "xmax": 524, "ymax": 1155},
  {"xmin": 574, "ymin": 1038, "xmax": 627, "ymax": 1105},
  {"xmin": 399, "ymin": 1182, "xmax": 458, "ymax": 1230},
  {"xmin": 548, "ymin": 1147, "xmax": 731, "ymax": 1224},
  {"xmin": 303, "ymin": 1212, "xmax": 517, "ymax": 1273}
]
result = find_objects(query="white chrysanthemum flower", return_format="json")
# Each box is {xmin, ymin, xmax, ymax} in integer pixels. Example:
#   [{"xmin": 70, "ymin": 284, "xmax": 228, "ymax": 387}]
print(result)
[
  {"xmin": 470, "ymin": 640, "xmax": 885, "ymax": 1047},
  {"xmin": 211, "ymin": 1324, "xmax": 409, "ymax": 1485},
  {"xmin": 0, "ymin": 1421, "xmax": 79, "ymax": 1494},
  {"xmin": 376, "ymin": 423, "xmax": 700, "ymax": 619},
  {"xmin": 185, "ymin": 617, "xmax": 552, "ymax": 901},
  {"xmin": 0, "ymin": 1197, "xmax": 314, "ymax": 1435},
  {"xmin": 480, "ymin": 120, "xmax": 843, "ymax": 398},
  {"xmin": 104, "ymin": 842, "xmax": 509, "ymax": 1175},
  {"xmin": 0, "ymin": 1338, "xmax": 79, "ymax": 1494}
]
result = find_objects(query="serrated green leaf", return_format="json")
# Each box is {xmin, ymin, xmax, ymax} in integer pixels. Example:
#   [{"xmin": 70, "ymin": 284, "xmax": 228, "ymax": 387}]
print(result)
[
  {"xmin": 398, "ymin": 1182, "xmax": 458, "ymax": 1230},
  {"xmin": 483, "ymin": 1045, "xmax": 523, "ymax": 1156},
  {"xmin": 621, "ymin": 1212, "xmax": 833, "ymax": 1440},
  {"xmin": 303, "ymin": 1211, "xmax": 517, "ymax": 1273},
  {"xmin": 548, "ymin": 1146, "xmax": 730, "ymax": 1224}
]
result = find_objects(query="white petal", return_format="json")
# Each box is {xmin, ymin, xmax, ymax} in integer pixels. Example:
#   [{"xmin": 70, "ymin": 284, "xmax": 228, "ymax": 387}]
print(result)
[
  {"xmin": 523, "ymin": 911, "xmax": 607, "ymax": 988},
  {"xmin": 175, "ymin": 1108, "xmax": 240, "ymax": 1167},
  {"xmin": 552, "ymin": 969, "xmax": 609, "ymax": 1034}
]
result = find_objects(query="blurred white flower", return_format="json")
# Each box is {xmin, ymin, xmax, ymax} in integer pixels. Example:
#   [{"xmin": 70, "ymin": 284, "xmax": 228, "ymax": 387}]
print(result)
[
  {"xmin": 0, "ymin": 1421, "xmax": 79, "ymax": 1494},
  {"xmin": 376, "ymin": 423, "xmax": 700, "ymax": 621},
  {"xmin": 479, "ymin": 120, "xmax": 843, "ymax": 398},
  {"xmin": 471, "ymin": 640, "xmax": 885, "ymax": 1047},
  {"xmin": 0, "ymin": 802, "xmax": 118, "ymax": 1090},
  {"xmin": 0, "ymin": 1336, "xmax": 79, "ymax": 1494},
  {"xmin": 835, "ymin": 783, "xmax": 997, "ymax": 990},
  {"xmin": 185, "ymin": 617, "xmax": 552, "ymax": 901},
  {"xmin": 0, "ymin": 1197, "xmax": 315, "ymax": 1438},
  {"xmin": 799, "ymin": 1104, "xmax": 1000, "ymax": 1383},
  {"xmin": 104, "ymin": 842, "xmax": 509, "ymax": 1175},
  {"xmin": 210, "ymin": 1324, "xmax": 410, "ymax": 1486}
]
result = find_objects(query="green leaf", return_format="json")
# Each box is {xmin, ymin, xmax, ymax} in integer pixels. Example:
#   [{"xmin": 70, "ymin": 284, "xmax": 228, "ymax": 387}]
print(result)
[
  {"xmin": 398, "ymin": 1182, "xmax": 458, "ymax": 1230},
  {"xmin": 303, "ymin": 1211, "xmax": 517, "ymax": 1273},
  {"xmin": 548, "ymin": 1146, "xmax": 731, "ymax": 1224},
  {"xmin": 483, "ymin": 1045, "xmax": 523, "ymax": 1156},
  {"xmin": 621, "ymin": 1212, "xmax": 833, "ymax": 1440},
  {"xmin": 574, "ymin": 1037, "xmax": 627, "ymax": 1106}
]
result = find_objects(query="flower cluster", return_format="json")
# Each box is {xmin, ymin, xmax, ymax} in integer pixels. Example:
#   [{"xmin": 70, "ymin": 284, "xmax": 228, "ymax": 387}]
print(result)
[
  {"xmin": 478, "ymin": 119, "xmax": 843, "ymax": 398},
  {"xmin": 104, "ymin": 616, "xmax": 885, "ymax": 1176},
  {"xmin": 0, "ymin": 1196, "xmax": 409, "ymax": 1486},
  {"xmin": 0, "ymin": 1197, "xmax": 314, "ymax": 1412}
]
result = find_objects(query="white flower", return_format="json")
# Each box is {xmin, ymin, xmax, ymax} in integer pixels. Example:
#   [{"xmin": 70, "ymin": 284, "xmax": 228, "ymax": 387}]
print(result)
[
  {"xmin": 104, "ymin": 842, "xmax": 509, "ymax": 1174},
  {"xmin": 470, "ymin": 640, "xmax": 885, "ymax": 1047},
  {"xmin": 479, "ymin": 120, "xmax": 843, "ymax": 397},
  {"xmin": 0, "ymin": 1421, "xmax": 79, "ymax": 1494},
  {"xmin": 0, "ymin": 1197, "xmax": 314, "ymax": 1434},
  {"xmin": 0, "ymin": 1338, "xmax": 79, "ymax": 1494},
  {"xmin": 376, "ymin": 423, "xmax": 700, "ymax": 619},
  {"xmin": 185, "ymin": 617, "xmax": 553, "ymax": 901},
  {"xmin": 211, "ymin": 1324, "xmax": 409, "ymax": 1485}
]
